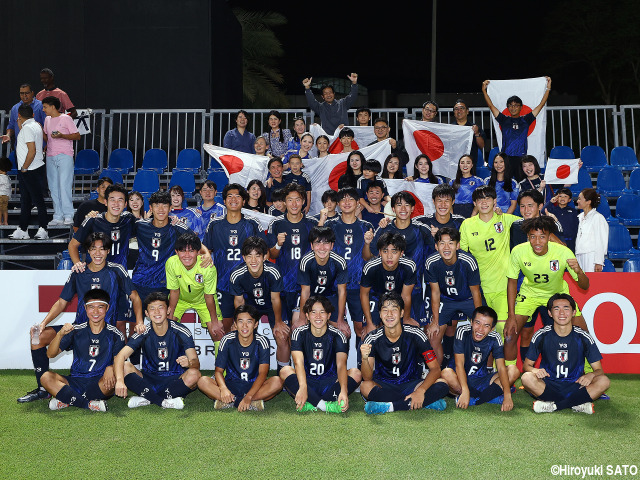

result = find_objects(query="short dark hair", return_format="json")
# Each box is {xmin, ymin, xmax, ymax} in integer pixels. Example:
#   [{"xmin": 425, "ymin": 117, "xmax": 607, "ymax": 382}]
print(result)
[
  {"xmin": 175, "ymin": 232, "xmax": 202, "ymax": 251},
  {"xmin": 0, "ymin": 157, "xmax": 13, "ymax": 173},
  {"xmin": 288, "ymin": 153, "xmax": 302, "ymax": 163},
  {"xmin": 241, "ymin": 236, "xmax": 268, "ymax": 256},
  {"xmin": 41, "ymin": 95, "xmax": 61, "ymax": 110},
  {"xmin": 517, "ymin": 189, "xmax": 544, "ymax": 206},
  {"xmin": 222, "ymin": 183, "xmax": 249, "ymax": 202},
  {"xmin": 234, "ymin": 304, "xmax": 261, "ymax": 323},
  {"xmin": 83, "ymin": 288, "xmax": 110, "ymax": 305},
  {"xmin": 378, "ymin": 291, "xmax": 404, "ymax": 312},
  {"xmin": 422, "ymin": 100, "xmax": 439, "ymax": 112},
  {"xmin": 83, "ymin": 231, "xmax": 113, "ymax": 252},
  {"xmin": 40, "ymin": 68, "xmax": 54, "ymax": 76},
  {"xmin": 366, "ymin": 179, "xmax": 385, "ymax": 193},
  {"xmin": 356, "ymin": 107, "xmax": 371, "ymax": 118},
  {"xmin": 391, "ymin": 191, "xmax": 415, "ymax": 207},
  {"xmin": 17, "ymin": 104, "xmax": 33, "ymax": 119},
  {"xmin": 472, "ymin": 305, "xmax": 498, "ymax": 327},
  {"xmin": 149, "ymin": 191, "xmax": 171, "ymax": 206},
  {"xmin": 507, "ymin": 95, "xmax": 523, "ymax": 106},
  {"xmin": 377, "ymin": 231, "xmax": 406, "ymax": 252},
  {"xmin": 472, "ymin": 185, "xmax": 497, "ymax": 202},
  {"xmin": 105, "ymin": 184, "xmax": 128, "ymax": 202},
  {"xmin": 522, "ymin": 215, "xmax": 556, "ymax": 235},
  {"xmin": 309, "ymin": 226, "xmax": 335, "ymax": 244},
  {"xmin": 556, "ymin": 187, "xmax": 573, "ymax": 198},
  {"xmin": 271, "ymin": 188, "xmax": 286, "ymax": 203},
  {"xmin": 454, "ymin": 99, "xmax": 468, "ymax": 109},
  {"xmin": 19, "ymin": 83, "xmax": 33, "ymax": 92},
  {"xmin": 267, "ymin": 157, "xmax": 284, "ymax": 170},
  {"xmin": 339, "ymin": 127, "xmax": 355, "ymax": 139},
  {"xmin": 144, "ymin": 291, "xmax": 169, "ymax": 310},
  {"xmin": 321, "ymin": 189, "xmax": 338, "ymax": 204},
  {"xmin": 373, "ymin": 117, "xmax": 388, "ymax": 126},
  {"xmin": 435, "ymin": 227, "xmax": 460, "ymax": 243},
  {"xmin": 302, "ymin": 295, "xmax": 334, "ymax": 315},
  {"xmin": 547, "ymin": 293, "xmax": 577, "ymax": 313},
  {"xmin": 235, "ymin": 109, "xmax": 250, "ymax": 121},
  {"xmin": 321, "ymin": 85, "xmax": 335, "ymax": 94},
  {"xmin": 337, "ymin": 187, "xmax": 359, "ymax": 202},
  {"xmin": 362, "ymin": 160, "xmax": 382, "ymax": 174},
  {"xmin": 282, "ymin": 182, "xmax": 306, "ymax": 200},
  {"xmin": 201, "ymin": 180, "xmax": 217, "ymax": 191},
  {"xmin": 97, "ymin": 177, "xmax": 114, "ymax": 188},
  {"xmin": 432, "ymin": 183, "xmax": 455, "ymax": 201}
]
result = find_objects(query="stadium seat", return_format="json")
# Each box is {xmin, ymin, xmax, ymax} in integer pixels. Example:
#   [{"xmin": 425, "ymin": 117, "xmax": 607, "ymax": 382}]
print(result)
[
  {"xmin": 596, "ymin": 166, "xmax": 626, "ymax": 197},
  {"xmin": 614, "ymin": 193, "xmax": 640, "ymax": 226},
  {"xmin": 487, "ymin": 147, "xmax": 499, "ymax": 168},
  {"xmin": 169, "ymin": 169, "xmax": 196, "ymax": 198},
  {"xmin": 607, "ymin": 223, "xmax": 640, "ymax": 259},
  {"xmin": 595, "ymin": 198, "xmax": 615, "ymax": 222},
  {"xmin": 56, "ymin": 250, "xmax": 73, "ymax": 270},
  {"xmin": 622, "ymin": 257, "xmax": 640, "ymax": 272},
  {"xmin": 476, "ymin": 148, "xmax": 484, "ymax": 168},
  {"xmin": 602, "ymin": 258, "xmax": 616, "ymax": 272},
  {"xmin": 476, "ymin": 166, "xmax": 490, "ymax": 180},
  {"xmin": 610, "ymin": 146, "xmax": 640, "ymax": 172},
  {"xmin": 8, "ymin": 151, "xmax": 18, "ymax": 174},
  {"xmin": 207, "ymin": 168, "xmax": 229, "ymax": 191},
  {"xmin": 628, "ymin": 169, "xmax": 640, "ymax": 194},
  {"xmin": 569, "ymin": 167, "xmax": 593, "ymax": 198},
  {"xmin": 132, "ymin": 169, "xmax": 160, "ymax": 195},
  {"xmin": 142, "ymin": 148, "xmax": 168, "ymax": 173},
  {"xmin": 176, "ymin": 148, "xmax": 202, "ymax": 173},
  {"xmin": 99, "ymin": 168, "xmax": 123, "ymax": 185},
  {"xmin": 108, "ymin": 148, "xmax": 134, "ymax": 174},
  {"xmin": 74, "ymin": 149, "xmax": 100, "ymax": 174},
  {"xmin": 580, "ymin": 145, "xmax": 608, "ymax": 173},
  {"xmin": 549, "ymin": 145, "xmax": 575, "ymax": 159}
]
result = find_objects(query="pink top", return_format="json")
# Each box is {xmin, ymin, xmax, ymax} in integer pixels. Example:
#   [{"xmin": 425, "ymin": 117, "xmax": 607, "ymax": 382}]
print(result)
[
  {"xmin": 43, "ymin": 115, "xmax": 78, "ymax": 156},
  {"xmin": 36, "ymin": 88, "xmax": 74, "ymax": 113}
]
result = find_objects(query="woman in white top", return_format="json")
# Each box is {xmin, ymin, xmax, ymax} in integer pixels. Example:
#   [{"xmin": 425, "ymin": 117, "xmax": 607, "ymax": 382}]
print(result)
[{"xmin": 575, "ymin": 188, "xmax": 609, "ymax": 272}]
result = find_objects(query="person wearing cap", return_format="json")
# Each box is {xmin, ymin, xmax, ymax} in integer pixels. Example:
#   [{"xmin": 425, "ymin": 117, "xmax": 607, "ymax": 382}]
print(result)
[
  {"xmin": 450, "ymin": 99, "xmax": 486, "ymax": 166},
  {"xmin": 303, "ymin": 74, "xmax": 359, "ymax": 133}
]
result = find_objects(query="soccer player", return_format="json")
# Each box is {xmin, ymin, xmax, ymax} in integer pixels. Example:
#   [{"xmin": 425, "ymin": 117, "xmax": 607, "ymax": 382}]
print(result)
[
  {"xmin": 297, "ymin": 227, "xmax": 348, "ymax": 333},
  {"xmin": 360, "ymin": 292, "xmax": 448, "ymax": 414},
  {"xmin": 196, "ymin": 180, "xmax": 226, "ymax": 237},
  {"xmin": 522, "ymin": 294, "xmax": 610, "ymax": 414},
  {"xmin": 280, "ymin": 296, "xmax": 361, "ymax": 413},
  {"xmin": 425, "ymin": 227, "xmax": 482, "ymax": 365},
  {"xmin": 202, "ymin": 183, "xmax": 266, "ymax": 333},
  {"xmin": 414, "ymin": 184, "xmax": 465, "ymax": 235},
  {"xmin": 41, "ymin": 289, "xmax": 125, "ymax": 412},
  {"xmin": 198, "ymin": 305, "xmax": 283, "ymax": 411},
  {"xmin": 506, "ymin": 216, "xmax": 589, "ymax": 364},
  {"xmin": 166, "ymin": 232, "xmax": 225, "ymax": 343},
  {"xmin": 361, "ymin": 232, "xmax": 417, "ymax": 336},
  {"xmin": 510, "ymin": 189, "xmax": 563, "ymax": 249},
  {"xmin": 440, "ymin": 306, "xmax": 519, "ymax": 411},
  {"xmin": 459, "ymin": 185, "xmax": 520, "ymax": 337},
  {"xmin": 114, "ymin": 292, "xmax": 201, "ymax": 410}
]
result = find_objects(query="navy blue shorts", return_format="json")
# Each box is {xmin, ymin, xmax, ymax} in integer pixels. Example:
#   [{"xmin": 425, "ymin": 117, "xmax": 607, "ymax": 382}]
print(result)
[
  {"xmin": 368, "ymin": 296, "xmax": 381, "ymax": 326},
  {"xmin": 63, "ymin": 375, "xmax": 105, "ymax": 399},
  {"xmin": 257, "ymin": 309, "xmax": 277, "ymax": 328},
  {"xmin": 346, "ymin": 288, "xmax": 364, "ymax": 324},
  {"xmin": 374, "ymin": 378, "xmax": 423, "ymax": 399},
  {"xmin": 438, "ymin": 298, "xmax": 476, "ymax": 326},
  {"xmin": 225, "ymin": 378, "xmax": 252, "ymax": 399},
  {"xmin": 218, "ymin": 290, "xmax": 236, "ymax": 319},
  {"xmin": 135, "ymin": 285, "xmax": 170, "ymax": 306},
  {"xmin": 308, "ymin": 376, "xmax": 339, "ymax": 399},
  {"xmin": 118, "ymin": 293, "xmax": 134, "ymax": 323},
  {"xmin": 411, "ymin": 289, "xmax": 428, "ymax": 327},
  {"xmin": 542, "ymin": 379, "xmax": 582, "ymax": 400},
  {"xmin": 524, "ymin": 306, "xmax": 553, "ymax": 328},
  {"xmin": 141, "ymin": 371, "xmax": 181, "ymax": 395},
  {"xmin": 467, "ymin": 373, "xmax": 495, "ymax": 397},
  {"xmin": 280, "ymin": 291, "xmax": 300, "ymax": 325}
]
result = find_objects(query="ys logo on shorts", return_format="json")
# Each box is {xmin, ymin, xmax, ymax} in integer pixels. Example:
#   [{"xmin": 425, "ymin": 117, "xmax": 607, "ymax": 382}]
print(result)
[
  {"xmin": 557, "ymin": 350, "xmax": 568, "ymax": 363},
  {"xmin": 313, "ymin": 349, "xmax": 323, "ymax": 361},
  {"xmin": 471, "ymin": 351, "xmax": 482, "ymax": 364},
  {"xmin": 89, "ymin": 345, "xmax": 100, "ymax": 357},
  {"xmin": 549, "ymin": 260, "xmax": 559, "ymax": 272},
  {"xmin": 240, "ymin": 358, "xmax": 250, "ymax": 370},
  {"xmin": 391, "ymin": 352, "xmax": 401, "ymax": 365},
  {"xmin": 158, "ymin": 347, "xmax": 168, "ymax": 360},
  {"xmin": 494, "ymin": 222, "xmax": 504, "ymax": 233}
]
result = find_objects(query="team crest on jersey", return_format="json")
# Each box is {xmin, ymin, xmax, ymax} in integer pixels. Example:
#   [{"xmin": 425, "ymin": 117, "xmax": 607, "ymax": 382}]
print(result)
[
  {"xmin": 158, "ymin": 347, "xmax": 168, "ymax": 360},
  {"xmin": 494, "ymin": 222, "xmax": 504, "ymax": 233},
  {"xmin": 344, "ymin": 234, "xmax": 353, "ymax": 246},
  {"xmin": 313, "ymin": 349, "xmax": 323, "ymax": 361},
  {"xmin": 469, "ymin": 180, "xmax": 476, "ymax": 186},
  {"xmin": 291, "ymin": 234, "xmax": 301, "ymax": 245},
  {"xmin": 229, "ymin": 235, "xmax": 238, "ymax": 247},
  {"xmin": 318, "ymin": 276, "xmax": 327, "ymax": 286},
  {"xmin": 194, "ymin": 273, "xmax": 204, "ymax": 283},
  {"xmin": 385, "ymin": 280, "xmax": 395, "ymax": 291},
  {"xmin": 253, "ymin": 287, "xmax": 263, "ymax": 299},
  {"xmin": 89, "ymin": 345, "xmax": 99, "ymax": 357},
  {"xmin": 240, "ymin": 358, "xmax": 250, "ymax": 370},
  {"xmin": 445, "ymin": 276, "xmax": 455, "ymax": 286},
  {"xmin": 471, "ymin": 351, "xmax": 482, "ymax": 364},
  {"xmin": 557, "ymin": 350, "xmax": 568, "ymax": 362},
  {"xmin": 91, "ymin": 284, "xmax": 101, "ymax": 290},
  {"xmin": 550, "ymin": 260, "xmax": 559, "ymax": 272},
  {"xmin": 111, "ymin": 230, "xmax": 120, "ymax": 242},
  {"xmin": 151, "ymin": 238, "xmax": 161, "ymax": 248},
  {"xmin": 391, "ymin": 352, "xmax": 401, "ymax": 365}
]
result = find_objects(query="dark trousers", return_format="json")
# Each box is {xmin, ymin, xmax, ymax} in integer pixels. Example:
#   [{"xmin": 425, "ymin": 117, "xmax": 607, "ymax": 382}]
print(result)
[{"xmin": 18, "ymin": 165, "xmax": 48, "ymax": 230}]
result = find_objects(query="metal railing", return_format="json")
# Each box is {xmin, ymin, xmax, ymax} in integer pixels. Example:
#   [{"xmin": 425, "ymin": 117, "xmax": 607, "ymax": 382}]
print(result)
[{"xmin": 620, "ymin": 105, "xmax": 640, "ymax": 154}]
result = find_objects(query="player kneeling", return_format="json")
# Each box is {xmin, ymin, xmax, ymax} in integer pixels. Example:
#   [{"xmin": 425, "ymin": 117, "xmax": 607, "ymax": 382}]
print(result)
[
  {"xmin": 522, "ymin": 293, "xmax": 610, "ymax": 414},
  {"xmin": 41, "ymin": 289, "xmax": 125, "ymax": 412},
  {"xmin": 360, "ymin": 292, "xmax": 449, "ymax": 414},
  {"xmin": 280, "ymin": 296, "xmax": 361, "ymax": 412},
  {"xmin": 114, "ymin": 292, "xmax": 201, "ymax": 409},
  {"xmin": 440, "ymin": 306, "xmax": 519, "ymax": 411},
  {"xmin": 198, "ymin": 305, "xmax": 283, "ymax": 411}
]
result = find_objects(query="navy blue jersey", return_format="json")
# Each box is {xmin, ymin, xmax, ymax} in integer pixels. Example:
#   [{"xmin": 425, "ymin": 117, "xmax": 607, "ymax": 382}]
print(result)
[
  {"xmin": 127, "ymin": 320, "xmax": 196, "ymax": 377},
  {"xmin": 360, "ymin": 210, "xmax": 385, "ymax": 228},
  {"xmin": 357, "ymin": 175, "xmax": 389, "ymax": 201},
  {"xmin": 283, "ymin": 171, "xmax": 312, "ymax": 191},
  {"xmin": 202, "ymin": 215, "xmax": 266, "ymax": 293},
  {"xmin": 196, "ymin": 203, "xmax": 227, "ymax": 239},
  {"xmin": 291, "ymin": 324, "xmax": 348, "ymax": 382},
  {"xmin": 297, "ymin": 251, "xmax": 347, "ymax": 298},
  {"xmin": 325, "ymin": 216, "xmax": 374, "ymax": 289},
  {"xmin": 73, "ymin": 212, "xmax": 136, "ymax": 267},
  {"xmin": 413, "ymin": 212, "xmax": 465, "ymax": 232},
  {"xmin": 229, "ymin": 262, "xmax": 283, "ymax": 311},
  {"xmin": 361, "ymin": 257, "xmax": 417, "ymax": 300},
  {"xmin": 266, "ymin": 215, "xmax": 318, "ymax": 291},
  {"xmin": 59, "ymin": 263, "xmax": 134, "ymax": 325},
  {"xmin": 265, "ymin": 178, "xmax": 286, "ymax": 203},
  {"xmin": 132, "ymin": 219, "xmax": 192, "ymax": 289},
  {"xmin": 454, "ymin": 324, "xmax": 504, "ymax": 377},
  {"xmin": 526, "ymin": 326, "xmax": 602, "ymax": 383},
  {"xmin": 59, "ymin": 322, "xmax": 125, "ymax": 378},
  {"xmin": 171, "ymin": 207, "xmax": 203, "ymax": 237},
  {"xmin": 509, "ymin": 217, "xmax": 561, "ymax": 251},
  {"xmin": 424, "ymin": 250, "xmax": 480, "ymax": 302},
  {"xmin": 216, "ymin": 331, "xmax": 271, "ymax": 384},
  {"xmin": 496, "ymin": 112, "xmax": 536, "ymax": 157},
  {"xmin": 363, "ymin": 325, "xmax": 436, "ymax": 384}
]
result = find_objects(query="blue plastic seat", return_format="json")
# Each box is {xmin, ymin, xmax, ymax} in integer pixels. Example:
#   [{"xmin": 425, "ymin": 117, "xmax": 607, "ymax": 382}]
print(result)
[
  {"xmin": 142, "ymin": 148, "xmax": 168, "ymax": 174},
  {"xmin": 608, "ymin": 223, "xmax": 640, "ymax": 259},
  {"xmin": 108, "ymin": 148, "xmax": 134, "ymax": 174},
  {"xmin": 610, "ymin": 146, "xmax": 640, "ymax": 172},
  {"xmin": 487, "ymin": 147, "xmax": 499, "ymax": 169},
  {"xmin": 475, "ymin": 166, "xmax": 491, "ymax": 180},
  {"xmin": 169, "ymin": 169, "xmax": 196, "ymax": 198},
  {"xmin": 615, "ymin": 193, "xmax": 640, "ymax": 226},
  {"xmin": 595, "ymin": 198, "xmax": 615, "ymax": 222},
  {"xmin": 8, "ymin": 151, "xmax": 18, "ymax": 174},
  {"xmin": 629, "ymin": 169, "xmax": 640, "ymax": 194},
  {"xmin": 580, "ymin": 145, "xmax": 608, "ymax": 173},
  {"xmin": 602, "ymin": 258, "xmax": 616, "ymax": 272},
  {"xmin": 549, "ymin": 145, "xmax": 575, "ymax": 159},
  {"xmin": 568, "ymin": 167, "xmax": 593, "ymax": 198},
  {"xmin": 207, "ymin": 168, "xmax": 229, "ymax": 191},
  {"xmin": 623, "ymin": 257, "xmax": 640, "ymax": 272},
  {"xmin": 596, "ymin": 166, "xmax": 626, "ymax": 197},
  {"xmin": 132, "ymin": 169, "xmax": 160, "ymax": 195},
  {"xmin": 74, "ymin": 149, "xmax": 100, "ymax": 174},
  {"xmin": 476, "ymin": 148, "xmax": 484, "ymax": 168},
  {"xmin": 176, "ymin": 149, "xmax": 202, "ymax": 173},
  {"xmin": 99, "ymin": 168, "xmax": 123, "ymax": 185}
]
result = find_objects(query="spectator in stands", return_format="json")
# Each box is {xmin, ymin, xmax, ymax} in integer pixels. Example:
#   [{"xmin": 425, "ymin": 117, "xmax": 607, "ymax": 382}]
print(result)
[
  {"xmin": 170, "ymin": 185, "xmax": 202, "ymax": 236},
  {"xmin": 450, "ymin": 155, "xmax": 485, "ymax": 218},
  {"xmin": 283, "ymin": 133, "xmax": 314, "ymax": 164},
  {"xmin": 197, "ymin": 180, "xmax": 226, "ymax": 234},
  {"xmin": 223, "ymin": 110, "xmax": 256, "ymax": 154},
  {"xmin": 261, "ymin": 110, "xmax": 292, "ymax": 157},
  {"xmin": 421, "ymin": 101, "xmax": 439, "ymax": 122},
  {"xmin": 338, "ymin": 151, "xmax": 365, "ymax": 189},
  {"xmin": 36, "ymin": 68, "xmax": 77, "ymax": 118},
  {"xmin": 246, "ymin": 179, "xmax": 267, "ymax": 213},
  {"xmin": 315, "ymin": 135, "xmax": 330, "ymax": 159},
  {"xmin": 518, "ymin": 155, "xmax": 553, "ymax": 206},
  {"xmin": 367, "ymin": 118, "xmax": 409, "ymax": 167},
  {"xmin": 268, "ymin": 188, "xmax": 286, "ymax": 217},
  {"xmin": 73, "ymin": 177, "xmax": 113, "ymax": 231},
  {"xmin": 303, "ymin": 74, "xmax": 359, "ymax": 133},
  {"xmin": 265, "ymin": 157, "xmax": 286, "ymax": 205},
  {"xmin": 482, "ymin": 77, "xmax": 551, "ymax": 182},
  {"xmin": 42, "ymin": 96, "xmax": 80, "ymax": 226},
  {"xmin": 128, "ymin": 191, "xmax": 147, "ymax": 219},
  {"xmin": 9, "ymin": 105, "xmax": 48, "ymax": 240},
  {"xmin": 1, "ymin": 84, "xmax": 45, "ymax": 147},
  {"xmin": 412, "ymin": 154, "xmax": 443, "ymax": 184},
  {"xmin": 254, "ymin": 136, "xmax": 269, "ymax": 157},
  {"xmin": 575, "ymin": 188, "xmax": 608, "ymax": 272},
  {"xmin": 0, "ymin": 157, "xmax": 12, "ymax": 225},
  {"xmin": 486, "ymin": 153, "xmax": 518, "ymax": 214},
  {"xmin": 286, "ymin": 116, "xmax": 307, "ymax": 153},
  {"xmin": 381, "ymin": 153, "xmax": 405, "ymax": 180},
  {"xmin": 356, "ymin": 107, "xmax": 372, "ymax": 126},
  {"xmin": 338, "ymin": 127, "xmax": 355, "ymax": 154},
  {"xmin": 544, "ymin": 187, "xmax": 579, "ymax": 252},
  {"xmin": 451, "ymin": 99, "xmax": 486, "ymax": 165}
]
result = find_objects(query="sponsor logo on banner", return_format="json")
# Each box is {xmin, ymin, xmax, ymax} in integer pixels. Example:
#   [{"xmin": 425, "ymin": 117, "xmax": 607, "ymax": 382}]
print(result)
[
  {"xmin": 313, "ymin": 349, "xmax": 323, "ymax": 361},
  {"xmin": 471, "ymin": 351, "xmax": 482, "ymax": 364},
  {"xmin": 494, "ymin": 222, "xmax": 504, "ymax": 233},
  {"xmin": 158, "ymin": 348, "xmax": 168, "ymax": 360},
  {"xmin": 550, "ymin": 260, "xmax": 559, "ymax": 272},
  {"xmin": 557, "ymin": 350, "xmax": 568, "ymax": 362},
  {"xmin": 89, "ymin": 345, "xmax": 99, "ymax": 357},
  {"xmin": 240, "ymin": 358, "xmax": 250, "ymax": 370}
]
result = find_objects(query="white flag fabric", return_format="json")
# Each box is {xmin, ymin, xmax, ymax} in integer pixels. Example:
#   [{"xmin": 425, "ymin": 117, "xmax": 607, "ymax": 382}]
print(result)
[
  {"xmin": 74, "ymin": 109, "xmax": 92, "ymax": 135},
  {"xmin": 303, "ymin": 141, "xmax": 392, "ymax": 216},
  {"xmin": 241, "ymin": 209, "xmax": 275, "ymax": 231},
  {"xmin": 487, "ymin": 77, "xmax": 548, "ymax": 166},
  {"xmin": 384, "ymin": 179, "xmax": 436, "ymax": 217},
  {"xmin": 543, "ymin": 158, "xmax": 580, "ymax": 184},
  {"xmin": 309, "ymin": 124, "xmax": 377, "ymax": 155},
  {"xmin": 402, "ymin": 120, "xmax": 473, "ymax": 179},
  {"xmin": 203, "ymin": 144, "xmax": 269, "ymax": 187}
]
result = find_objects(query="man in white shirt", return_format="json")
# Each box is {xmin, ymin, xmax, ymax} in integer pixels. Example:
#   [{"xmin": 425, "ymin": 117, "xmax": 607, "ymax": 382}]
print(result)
[{"xmin": 10, "ymin": 104, "xmax": 48, "ymax": 240}]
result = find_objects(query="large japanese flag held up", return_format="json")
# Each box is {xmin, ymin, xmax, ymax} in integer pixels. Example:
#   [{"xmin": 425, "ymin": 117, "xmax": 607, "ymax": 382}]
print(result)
[
  {"xmin": 203, "ymin": 144, "xmax": 269, "ymax": 187},
  {"xmin": 544, "ymin": 158, "xmax": 580, "ymax": 184},
  {"xmin": 402, "ymin": 120, "xmax": 473, "ymax": 180},
  {"xmin": 309, "ymin": 124, "xmax": 377, "ymax": 155},
  {"xmin": 303, "ymin": 140, "xmax": 391, "ymax": 216},
  {"xmin": 385, "ymin": 179, "xmax": 436, "ymax": 217},
  {"xmin": 487, "ymin": 76, "xmax": 548, "ymax": 166}
]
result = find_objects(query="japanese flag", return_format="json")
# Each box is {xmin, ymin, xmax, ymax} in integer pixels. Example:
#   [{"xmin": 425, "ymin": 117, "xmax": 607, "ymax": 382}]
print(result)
[
  {"xmin": 544, "ymin": 158, "xmax": 580, "ymax": 184},
  {"xmin": 203, "ymin": 144, "xmax": 269, "ymax": 187},
  {"xmin": 402, "ymin": 120, "xmax": 473, "ymax": 179},
  {"xmin": 487, "ymin": 77, "xmax": 548, "ymax": 166},
  {"xmin": 309, "ymin": 124, "xmax": 377, "ymax": 154},
  {"xmin": 384, "ymin": 179, "xmax": 436, "ymax": 217},
  {"xmin": 241, "ymin": 209, "xmax": 275, "ymax": 231}
]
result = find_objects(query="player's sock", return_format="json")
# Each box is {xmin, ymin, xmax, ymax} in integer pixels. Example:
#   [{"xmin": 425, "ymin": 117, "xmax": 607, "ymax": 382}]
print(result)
[
  {"xmin": 129, "ymin": 350, "xmax": 141, "ymax": 368},
  {"xmin": 84, "ymin": 381, "xmax": 107, "ymax": 401},
  {"xmin": 356, "ymin": 337, "xmax": 362, "ymax": 368},
  {"xmin": 367, "ymin": 386, "xmax": 400, "ymax": 403},
  {"xmin": 283, "ymin": 374, "xmax": 299, "ymax": 398},
  {"xmin": 56, "ymin": 385, "xmax": 89, "ymax": 409},
  {"xmin": 520, "ymin": 346, "xmax": 529, "ymax": 364},
  {"xmin": 475, "ymin": 383, "xmax": 504, "ymax": 405},
  {"xmin": 124, "ymin": 373, "xmax": 164, "ymax": 406},
  {"xmin": 555, "ymin": 387, "xmax": 593, "ymax": 411},
  {"xmin": 442, "ymin": 334, "xmax": 454, "ymax": 368},
  {"xmin": 390, "ymin": 399, "xmax": 411, "ymax": 411},
  {"xmin": 537, "ymin": 387, "xmax": 559, "ymax": 403},
  {"xmin": 276, "ymin": 361, "xmax": 289, "ymax": 376},
  {"xmin": 31, "ymin": 347, "xmax": 49, "ymax": 387},
  {"xmin": 423, "ymin": 382, "xmax": 449, "ymax": 406},
  {"xmin": 346, "ymin": 377, "xmax": 359, "ymax": 395},
  {"xmin": 166, "ymin": 378, "xmax": 193, "ymax": 398}
]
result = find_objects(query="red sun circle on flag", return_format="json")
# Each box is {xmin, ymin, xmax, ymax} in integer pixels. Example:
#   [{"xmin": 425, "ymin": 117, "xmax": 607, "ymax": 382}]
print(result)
[
  {"xmin": 328, "ymin": 161, "xmax": 347, "ymax": 191},
  {"xmin": 413, "ymin": 130, "xmax": 445, "ymax": 161},
  {"xmin": 556, "ymin": 164, "xmax": 571, "ymax": 179},
  {"xmin": 329, "ymin": 139, "xmax": 359, "ymax": 154},
  {"xmin": 407, "ymin": 192, "xmax": 424, "ymax": 217},
  {"xmin": 218, "ymin": 155, "xmax": 245, "ymax": 174},
  {"xmin": 500, "ymin": 105, "xmax": 537, "ymax": 136}
]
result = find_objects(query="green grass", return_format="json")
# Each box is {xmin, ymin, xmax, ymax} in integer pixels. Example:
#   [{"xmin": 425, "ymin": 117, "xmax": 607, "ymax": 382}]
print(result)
[{"xmin": 1, "ymin": 371, "xmax": 638, "ymax": 480}]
